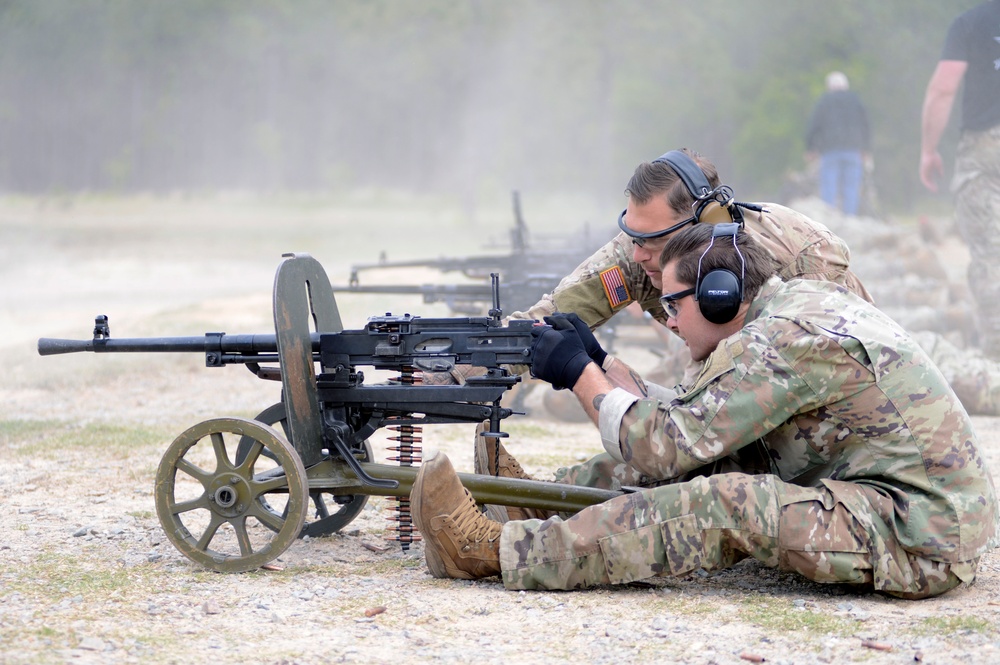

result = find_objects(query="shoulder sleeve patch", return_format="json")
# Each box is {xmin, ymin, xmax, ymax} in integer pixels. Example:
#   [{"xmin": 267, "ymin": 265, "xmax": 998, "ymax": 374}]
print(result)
[{"xmin": 599, "ymin": 266, "xmax": 632, "ymax": 309}]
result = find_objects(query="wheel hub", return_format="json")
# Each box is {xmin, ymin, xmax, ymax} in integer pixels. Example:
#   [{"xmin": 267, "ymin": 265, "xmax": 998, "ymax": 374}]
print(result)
[{"xmin": 209, "ymin": 474, "xmax": 248, "ymax": 517}]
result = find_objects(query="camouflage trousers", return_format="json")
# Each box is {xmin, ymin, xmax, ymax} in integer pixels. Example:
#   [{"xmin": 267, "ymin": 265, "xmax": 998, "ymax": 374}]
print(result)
[
  {"xmin": 499, "ymin": 471, "xmax": 972, "ymax": 599},
  {"xmin": 953, "ymin": 125, "xmax": 1000, "ymax": 360}
]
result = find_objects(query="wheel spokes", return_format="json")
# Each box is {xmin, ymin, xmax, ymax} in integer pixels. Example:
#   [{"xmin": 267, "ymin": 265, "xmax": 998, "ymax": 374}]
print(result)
[
  {"xmin": 210, "ymin": 431, "xmax": 233, "ymax": 472},
  {"xmin": 155, "ymin": 417, "xmax": 307, "ymax": 573},
  {"xmin": 195, "ymin": 512, "xmax": 227, "ymax": 551},
  {"xmin": 232, "ymin": 516, "xmax": 254, "ymax": 556},
  {"xmin": 236, "ymin": 438, "xmax": 266, "ymax": 474},
  {"xmin": 174, "ymin": 457, "xmax": 211, "ymax": 485},
  {"xmin": 248, "ymin": 502, "xmax": 286, "ymax": 533},
  {"xmin": 171, "ymin": 494, "xmax": 210, "ymax": 515}
]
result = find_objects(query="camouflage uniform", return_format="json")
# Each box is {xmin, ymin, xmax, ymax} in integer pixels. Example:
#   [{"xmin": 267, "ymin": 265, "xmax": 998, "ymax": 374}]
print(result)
[
  {"xmin": 510, "ymin": 201, "xmax": 872, "ymax": 327},
  {"xmin": 953, "ymin": 125, "xmax": 1000, "ymax": 359},
  {"xmin": 512, "ymin": 198, "xmax": 1000, "ymax": 415},
  {"xmin": 507, "ymin": 201, "xmax": 871, "ymax": 393},
  {"xmin": 499, "ymin": 277, "xmax": 997, "ymax": 598},
  {"xmin": 912, "ymin": 330, "xmax": 1000, "ymax": 415}
]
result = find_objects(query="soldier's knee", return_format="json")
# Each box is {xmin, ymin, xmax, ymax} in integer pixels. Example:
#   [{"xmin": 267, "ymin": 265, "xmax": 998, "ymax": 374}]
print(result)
[{"xmin": 598, "ymin": 513, "xmax": 704, "ymax": 584}]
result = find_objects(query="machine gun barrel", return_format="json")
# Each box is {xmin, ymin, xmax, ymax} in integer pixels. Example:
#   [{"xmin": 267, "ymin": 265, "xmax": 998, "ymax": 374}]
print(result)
[
  {"xmin": 36, "ymin": 331, "xmax": 314, "ymax": 370},
  {"xmin": 36, "ymin": 333, "xmax": 299, "ymax": 356}
]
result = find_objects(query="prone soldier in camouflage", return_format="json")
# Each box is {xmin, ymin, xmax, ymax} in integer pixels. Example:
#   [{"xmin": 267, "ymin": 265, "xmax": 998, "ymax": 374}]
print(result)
[{"xmin": 411, "ymin": 223, "xmax": 997, "ymax": 598}]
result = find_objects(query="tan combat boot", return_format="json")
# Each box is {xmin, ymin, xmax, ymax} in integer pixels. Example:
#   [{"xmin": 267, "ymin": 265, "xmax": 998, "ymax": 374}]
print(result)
[
  {"xmin": 411, "ymin": 453, "xmax": 502, "ymax": 580},
  {"xmin": 474, "ymin": 421, "xmax": 532, "ymax": 480},
  {"xmin": 473, "ymin": 422, "xmax": 554, "ymax": 522}
]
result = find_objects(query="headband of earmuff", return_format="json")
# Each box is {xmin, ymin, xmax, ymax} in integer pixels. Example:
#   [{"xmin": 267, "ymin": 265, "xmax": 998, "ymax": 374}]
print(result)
[{"xmin": 651, "ymin": 150, "xmax": 737, "ymax": 226}]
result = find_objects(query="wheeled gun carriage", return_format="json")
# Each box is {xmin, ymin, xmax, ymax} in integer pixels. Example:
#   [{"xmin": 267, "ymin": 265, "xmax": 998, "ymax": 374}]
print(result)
[{"xmin": 37, "ymin": 253, "xmax": 621, "ymax": 573}]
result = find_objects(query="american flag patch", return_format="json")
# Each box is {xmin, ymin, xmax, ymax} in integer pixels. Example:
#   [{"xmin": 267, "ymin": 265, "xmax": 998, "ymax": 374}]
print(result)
[{"xmin": 599, "ymin": 266, "xmax": 631, "ymax": 308}]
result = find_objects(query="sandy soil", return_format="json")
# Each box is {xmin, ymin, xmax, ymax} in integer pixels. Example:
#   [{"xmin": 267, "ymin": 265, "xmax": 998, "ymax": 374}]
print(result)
[{"xmin": 2, "ymin": 196, "xmax": 999, "ymax": 665}]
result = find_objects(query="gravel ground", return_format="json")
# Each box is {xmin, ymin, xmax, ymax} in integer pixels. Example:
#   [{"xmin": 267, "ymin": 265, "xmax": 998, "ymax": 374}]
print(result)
[{"xmin": 2, "ymin": 196, "xmax": 999, "ymax": 665}]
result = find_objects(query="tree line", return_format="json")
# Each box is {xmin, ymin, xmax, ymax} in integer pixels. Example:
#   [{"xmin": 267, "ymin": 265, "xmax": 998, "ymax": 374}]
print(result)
[{"xmin": 0, "ymin": 0, "xmax": 978, "ymax": 212}]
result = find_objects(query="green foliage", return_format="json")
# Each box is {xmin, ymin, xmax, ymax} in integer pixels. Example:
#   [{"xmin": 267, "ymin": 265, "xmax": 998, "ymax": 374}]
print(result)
[
  {"xmin": 918, "ymin": 614, "xmax": 996, "ymax": 636},
  {"xmin": 0, "ymin": 0, "xmax": 986, "ymax": 212},
  {"xmin": 737, "ymin": 594, "xmax": 855, "ymax": 636}
]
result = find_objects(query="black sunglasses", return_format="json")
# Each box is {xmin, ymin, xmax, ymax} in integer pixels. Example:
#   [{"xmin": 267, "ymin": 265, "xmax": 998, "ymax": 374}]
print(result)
[
  {"xmin": 659, "ymin": 287, "xmax": 696, "ymax": 318},
  {"xmin": 617, "ymin": 208, "xmax": 696, "ymax": 247}
]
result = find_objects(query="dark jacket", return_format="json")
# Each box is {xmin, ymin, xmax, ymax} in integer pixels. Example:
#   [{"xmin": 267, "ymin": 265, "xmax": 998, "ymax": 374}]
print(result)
[{"xmin": 806, "ymin": 90, "xmax": 870, "ymax": 153}]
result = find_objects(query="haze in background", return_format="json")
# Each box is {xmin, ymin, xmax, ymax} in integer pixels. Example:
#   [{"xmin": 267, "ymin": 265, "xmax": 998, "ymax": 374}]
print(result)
[{"xmin": 0, "ymin": 0, "xmax": 977, "ymax": 216}]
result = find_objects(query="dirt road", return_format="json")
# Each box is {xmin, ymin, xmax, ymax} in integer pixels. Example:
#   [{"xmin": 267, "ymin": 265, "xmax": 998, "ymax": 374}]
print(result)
[{"xmin": 2, "ymin": 196, "xmax": 999, "ymax": 664}]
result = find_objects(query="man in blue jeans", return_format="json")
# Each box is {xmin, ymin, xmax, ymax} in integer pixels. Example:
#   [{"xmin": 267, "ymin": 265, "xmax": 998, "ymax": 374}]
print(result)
[{"xmin": 806, "ymin": 71, "xmax": 871, "ymax": 216}]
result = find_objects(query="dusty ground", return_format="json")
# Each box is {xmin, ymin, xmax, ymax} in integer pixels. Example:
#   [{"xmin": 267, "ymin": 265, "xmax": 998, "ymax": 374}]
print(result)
[{"xmin": 2, "ymin": 195, "xmax": 1000, "ymax": 665}]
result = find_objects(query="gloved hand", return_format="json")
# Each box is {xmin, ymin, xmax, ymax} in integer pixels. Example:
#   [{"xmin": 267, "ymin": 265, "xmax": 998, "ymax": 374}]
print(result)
[
  {"xmin": 545, "ymin": 313, "xmax": 607, "ymax": 368},
  {"xmin": 530, "ymin": 323, "xmax": 593, "ymax": 391}
]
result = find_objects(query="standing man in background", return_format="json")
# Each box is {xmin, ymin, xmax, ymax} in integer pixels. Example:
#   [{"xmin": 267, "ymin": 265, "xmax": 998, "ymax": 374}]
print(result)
[
  {"xmin": 920, "ymin": 0, "xmax": 1000, "ymax": 360},
  {"xmin": 805, "ymin": 71, "xmax": 872, "ymax": 216}
]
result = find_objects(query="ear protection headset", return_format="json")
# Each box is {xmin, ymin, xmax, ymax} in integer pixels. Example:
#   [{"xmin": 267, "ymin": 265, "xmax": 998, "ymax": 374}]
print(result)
[
  {"xmin": 694, "ymin": 222, "xmax": 746, "ymax": 324},
  {"xmin": 651, "ymin": 150, "xmax": 738, "ymax": 226}
]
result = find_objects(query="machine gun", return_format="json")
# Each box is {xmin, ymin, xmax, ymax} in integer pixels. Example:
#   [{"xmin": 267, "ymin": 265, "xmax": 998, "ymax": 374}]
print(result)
[
  {"xmin": 37, "ymin": 253, "xmax": 620, "ymax": 573},
  {"xmin": 332, "ymin": 277, "xmax": 562, "ymax": 316},
  {"xmin": 334, "ymin": 191, "xmax": 606, "ymax": 315}
]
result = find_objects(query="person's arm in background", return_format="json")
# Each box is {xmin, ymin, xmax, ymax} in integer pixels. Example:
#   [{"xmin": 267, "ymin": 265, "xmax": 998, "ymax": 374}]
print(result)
[{"xmin": 920, "ymin": 60, "xmax": 967, "ymax": 193}]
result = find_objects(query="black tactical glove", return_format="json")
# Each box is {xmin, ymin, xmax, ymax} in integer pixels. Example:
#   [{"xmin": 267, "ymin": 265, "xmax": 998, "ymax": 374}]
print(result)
[
  {"xmin": 530, "ymin": 324, "xmax": 593, "ymax": 391},
  {"xmin": 545, "ymin": 313, "xmax": 607, "ymax": 368}
]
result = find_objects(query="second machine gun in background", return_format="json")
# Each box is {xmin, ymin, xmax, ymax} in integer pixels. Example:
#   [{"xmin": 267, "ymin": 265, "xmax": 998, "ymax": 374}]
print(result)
[
  {"xmin": 37, "ymin": 253, "xmax": 621, "ymax": 574},
  {"xmin": 333, "ymin": 191, "xmax": 607, "ymax": 315}
]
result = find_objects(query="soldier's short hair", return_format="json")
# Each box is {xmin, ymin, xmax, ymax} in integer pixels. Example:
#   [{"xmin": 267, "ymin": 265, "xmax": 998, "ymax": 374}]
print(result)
[
  {"xmin": 659, "ymin": 223, "xmax": 778, "ymax": 303},
  {"xmin": 624, "ymin": 148, "xmax": 721, "ymax": 218}
]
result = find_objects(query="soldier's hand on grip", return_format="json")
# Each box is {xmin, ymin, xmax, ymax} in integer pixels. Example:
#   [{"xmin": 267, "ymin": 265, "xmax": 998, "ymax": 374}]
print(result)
[
  {"xmin": 545, "ymin": 313, "xmax": 607, "ymax": 368},
  {"xmin": 530, "ymin": 323, "xmax": 593, "ymax": 390}
]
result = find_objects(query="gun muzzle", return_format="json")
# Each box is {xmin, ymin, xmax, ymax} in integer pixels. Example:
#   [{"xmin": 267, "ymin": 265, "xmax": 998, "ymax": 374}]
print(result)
[{"xmin": 37, "ymin": 338, "xmax": 96, "ymax": 356}]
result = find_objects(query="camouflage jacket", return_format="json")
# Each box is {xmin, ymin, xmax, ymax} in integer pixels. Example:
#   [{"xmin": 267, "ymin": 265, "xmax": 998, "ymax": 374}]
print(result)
[
  {"xmin": 510, "ymin": 202, "xmax": 873, "ymax": 327},
  {"xmin": 597, "ymin": 276, "xmax": 997, "ymax": 562}
]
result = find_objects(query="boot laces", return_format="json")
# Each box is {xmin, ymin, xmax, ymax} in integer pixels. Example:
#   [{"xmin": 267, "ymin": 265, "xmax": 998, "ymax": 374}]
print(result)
[
  {"xmin": 502, "ymin": 455, "xmax": 527, "ymax": 479},
  {"xmin": 450, "ymin": 489, "xmax": 500, "ymax": 543}
]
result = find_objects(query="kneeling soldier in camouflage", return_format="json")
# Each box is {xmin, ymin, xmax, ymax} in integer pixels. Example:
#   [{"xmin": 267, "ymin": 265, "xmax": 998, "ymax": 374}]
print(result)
[{"xmin": 411, "ymin": 223, "xmax": 998, "ymax": 599}]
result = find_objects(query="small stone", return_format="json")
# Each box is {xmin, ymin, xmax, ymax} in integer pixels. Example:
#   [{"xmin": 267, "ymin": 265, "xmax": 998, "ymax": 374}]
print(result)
[{"xmin": 78, "ymin": 636, "xmax": 106, "ymax": 651}]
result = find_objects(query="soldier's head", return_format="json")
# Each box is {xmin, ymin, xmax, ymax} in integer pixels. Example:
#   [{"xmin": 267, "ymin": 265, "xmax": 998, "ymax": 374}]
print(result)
[
  {"xmin": 657, "ymin": 223, "xmax": 777, "ymax": 361},
  {"xmin": 825, "ymin": 71, "xmax": 849, "ymax": 91},
  {"xmin": 618, "ymin": 148, "xmax": 727, "ymax": 290}
]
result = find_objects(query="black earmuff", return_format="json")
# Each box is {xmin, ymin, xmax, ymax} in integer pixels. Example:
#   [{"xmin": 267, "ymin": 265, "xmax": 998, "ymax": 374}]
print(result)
[
  {"xmin": 695, "ymin": 223, "xmax": 745, "ymax": 324},
  {"xmin": 651, "ymin": 150, "xmax": 735, "ymax": 226}
]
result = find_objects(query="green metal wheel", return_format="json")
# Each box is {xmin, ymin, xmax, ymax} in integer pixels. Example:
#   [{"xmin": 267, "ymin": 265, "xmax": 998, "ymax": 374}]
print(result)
[
  {"xmin": 238, "ymin": 402, "xmax": 372, "ymax": 538},
  {"xmin": 155, "ymin": 417, "xmax": 308, "ymax": 573}
]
